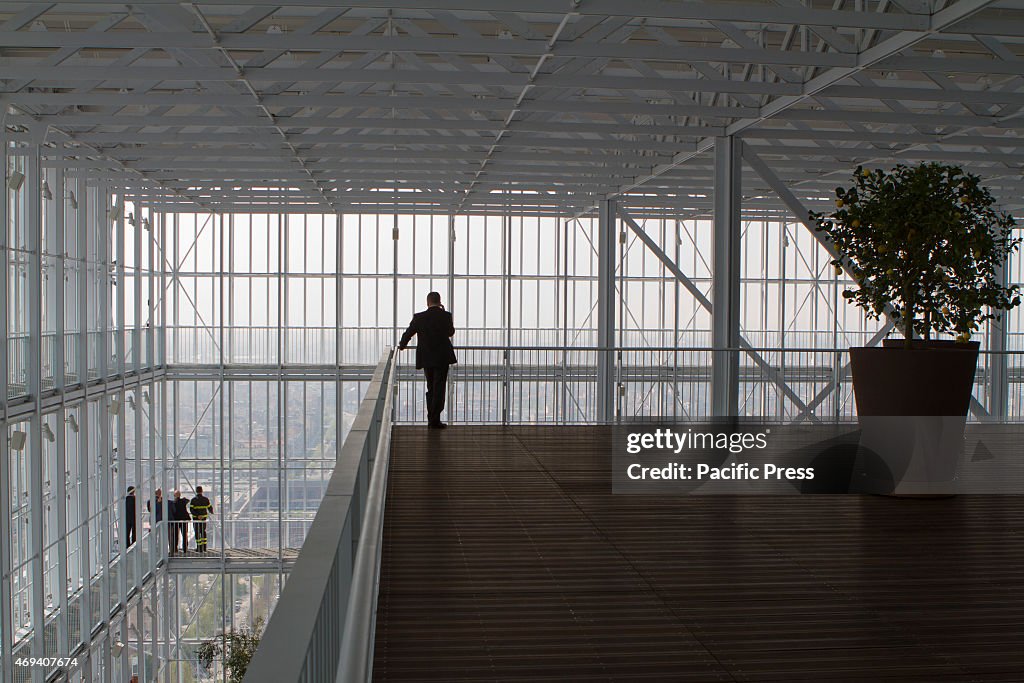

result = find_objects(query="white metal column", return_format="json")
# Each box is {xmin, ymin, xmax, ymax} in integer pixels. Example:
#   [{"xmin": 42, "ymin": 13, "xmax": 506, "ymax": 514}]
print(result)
[
  {"xmin": 0, "ymin": 107, "xmax": 13, "ymax": 683},
  {"xmin": 53, "ymin": 150, "xmax": 71, "ymax": 664},
  {"xmin": 75, "ymin": 171, "xmax": 91, "ymax": 653},
  {"xmin": 988, "ymin": 259, "xmax": 1010, "ymax": 420},
  {"xmin": 712, "ymin": 137, "xmax": 742, "ymax": 418},
  {"xmin": 27, "ymin": 136, "xmax": 46, "ymax": 683},
  {"xmin": 596, "ymin": 199, "xmax": 617, "ymax": 423}
]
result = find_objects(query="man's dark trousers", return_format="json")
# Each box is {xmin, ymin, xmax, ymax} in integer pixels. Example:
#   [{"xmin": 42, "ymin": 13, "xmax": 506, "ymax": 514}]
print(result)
[
  {"xmin": 176, "ymin": 522, "xmax": 188, "ymax": 553},
  {"xmin": 423, "ymin": 365, "xmax": 449, "ymax": 425},
  {"xmin": 194, "ymin": 520, "xmax": 207, "ymax": 552}
]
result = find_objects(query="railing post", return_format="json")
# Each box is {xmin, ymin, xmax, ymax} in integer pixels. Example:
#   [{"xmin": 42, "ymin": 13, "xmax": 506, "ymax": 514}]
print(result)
[{"xmin": 502, "ymin": 348, "xmax": 510, "ymax": 425}]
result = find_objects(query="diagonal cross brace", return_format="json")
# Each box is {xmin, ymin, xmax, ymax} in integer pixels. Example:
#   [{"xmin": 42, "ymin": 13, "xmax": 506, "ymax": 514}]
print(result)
[
  {"xmin": 617, "ymin": 205, "xmax": 819, "ymax": 422},
  {"xmin": 743, "ymin": 145, "xmax": 905, "ymax": 325},
  {"xmin": 743, "ymin": 146, "xmax": 992, "ymax": 421}
]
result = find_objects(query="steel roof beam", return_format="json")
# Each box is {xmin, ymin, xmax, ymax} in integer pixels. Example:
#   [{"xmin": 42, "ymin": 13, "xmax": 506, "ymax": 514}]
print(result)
[
  {"xmin": 3, "ymin": 1, "xmax": 931, "ymax": 31},
  {"xmin": 609, "ymin": 0, "xmax": 1001, "ymax": 200},
  {"xmin": 0, "ymin": 63, "xmax": 811, "ymax": 96},
  {"xmin": 44, "ymin": 131, "xmax": 698, "ymax": 152},
  {"xmin": 7, "ymin": 113, "xmax": 725, "ymax": 137},
  {"xmin": 0, "ymin": 32, "xmax": 862, "ymax": 67},
  {"xmin": 0, "ymin": 91, "xmax": 761, "ymax": 118}
]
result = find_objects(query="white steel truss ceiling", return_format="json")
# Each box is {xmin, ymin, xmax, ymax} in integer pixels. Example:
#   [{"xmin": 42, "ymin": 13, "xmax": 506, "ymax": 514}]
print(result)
[{"xmin": 2, "ymin": 0, "xmax": 1024, "ymax": 216}]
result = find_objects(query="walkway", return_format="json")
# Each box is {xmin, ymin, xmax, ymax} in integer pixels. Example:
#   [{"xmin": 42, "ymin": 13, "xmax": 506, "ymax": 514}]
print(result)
[
  {"xmin": 373, "ymin": 425, "xmax": 1024, "ymax": 682},
  {"xmin": 165, "ymin": 548, "xmax": 299, "ymax": 574}
]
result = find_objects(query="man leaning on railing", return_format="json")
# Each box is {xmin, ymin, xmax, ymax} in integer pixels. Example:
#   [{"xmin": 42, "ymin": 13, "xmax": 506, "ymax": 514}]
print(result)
[{"xmin": 398, "ymin": 291, "xmax": 457, "ymax": 429}]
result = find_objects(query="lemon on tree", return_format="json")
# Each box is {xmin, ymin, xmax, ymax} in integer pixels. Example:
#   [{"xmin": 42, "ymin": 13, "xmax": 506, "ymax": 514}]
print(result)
[{"xmin": 809, "ymin": 162, "xmax": 1020, "ymax": 347}]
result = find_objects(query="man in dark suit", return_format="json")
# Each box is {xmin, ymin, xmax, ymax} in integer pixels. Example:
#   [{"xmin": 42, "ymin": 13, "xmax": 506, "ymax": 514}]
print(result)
[
  {"xmin": 124, "ymin": 486, "xmax": 137, "ymax": 547},
  {"xmin": 398, "ymin": 292, "xmax": 457, "ymax": 428}
]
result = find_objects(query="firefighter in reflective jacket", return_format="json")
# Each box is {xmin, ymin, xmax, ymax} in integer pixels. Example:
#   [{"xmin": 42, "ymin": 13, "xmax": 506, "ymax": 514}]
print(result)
[{"xmin": 189, "ymin": 486, "xmax": 214, "ymax": 553}]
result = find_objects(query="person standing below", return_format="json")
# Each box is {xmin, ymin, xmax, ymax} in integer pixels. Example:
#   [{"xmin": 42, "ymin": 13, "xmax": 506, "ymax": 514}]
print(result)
[
  {"xmin": 172, "ymin": 489, "xmax": 190, "ymax": 555},
  {"xmin": 147, "ymin": 488, "xmax": 165, "ymax": 550},
  {"xmin": 189, "ymin": 486, "xmax": 214, "ymax": 553},
  {"xmin": 124, "ymin": 486, "xmax": 137, "ymax": 548},
  {"xmin": 148, "ymin": 485, "xmax": 163, "ymax": 532},
  {"xmin": 398, "ymin": 291, "xmax": 457, "ymax": 429}
]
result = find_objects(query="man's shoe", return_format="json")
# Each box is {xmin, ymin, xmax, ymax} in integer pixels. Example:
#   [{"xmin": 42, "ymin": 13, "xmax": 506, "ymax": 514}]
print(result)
[{"xmin": 428, "ymin": 422, "xmax": 448, "ymax": 429}]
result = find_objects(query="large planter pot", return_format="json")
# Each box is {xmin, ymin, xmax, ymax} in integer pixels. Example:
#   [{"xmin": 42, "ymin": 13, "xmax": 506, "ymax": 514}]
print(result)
[{"xmin": 849, "ymin": 340, "xmax": 980, "ymax": 495}]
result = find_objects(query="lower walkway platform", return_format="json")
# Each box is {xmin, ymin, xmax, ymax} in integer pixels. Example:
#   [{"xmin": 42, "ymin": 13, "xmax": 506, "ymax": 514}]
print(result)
[
  {"xmin": 373, "ymin": 425, "xmax": 1024, "ymax": 682},
  {"xmin": 165, "ymin": 547, "xmax": 298, "ymax": 574}
]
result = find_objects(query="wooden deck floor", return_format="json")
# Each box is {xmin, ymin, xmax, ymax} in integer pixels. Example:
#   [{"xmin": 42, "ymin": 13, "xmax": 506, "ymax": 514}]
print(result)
[{"xmin": 373, "ymin": 426, "xmax": 1024, "ymax": 682}]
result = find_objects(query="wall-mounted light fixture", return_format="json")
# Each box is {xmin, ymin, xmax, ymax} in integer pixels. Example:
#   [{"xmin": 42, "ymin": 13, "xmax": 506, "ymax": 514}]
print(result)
[
  {"xmin": 41, "ymin": 179, "xmax": 53, "ymax": 201},
  {"xmin": 110, "ymin": 202, "xmax": 123, "ymax": 221},
  {"xmin": 108, "ymin": 398, "xmax": 121, "ymax": 415},
  {"xmin": 9, "ymin": 430, "xmax": 27, "ymax": 451},
  {"xmin": 41, "ymin": 424, "xmax": 55, "ymax": 443},
  {"xmin": 67, "ymin": 190, "xmax": 78, "ymax": 209},
  {"xmin": 66, "ymin": 414, "xmax": 79, "ymax": 433},
  {"xmin": 8, "ymin": 171, "xmax": 25, "ymax": 192}
]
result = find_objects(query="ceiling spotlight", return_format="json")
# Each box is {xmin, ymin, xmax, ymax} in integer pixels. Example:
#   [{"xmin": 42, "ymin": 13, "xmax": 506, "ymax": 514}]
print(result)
[
  {"xmin": 66, "ymin": 414, "xmax": 79, "ymax": 433},
  {"xmin": 9, "ymin": 431, "xmax": 27, "ymax": 451},
  {"xmin": 42, "ymin": 180, "xmax": 53, "ymax": 201},
  {"xmin": 8, "ymin": 171, "xmax": 25, "ymax": 192},
  {"xmin": 978, "ymin": 75, "xmax": 993, "ymax": 90},
  {"xmin": 110, "ymin": 202, "xmax": 123, "ymax": 221},
  {"xmin": 885, "ymin": 71, "xmax": 898, "ymax": 81},
  {"xmin": 266, "ymin": 23, "xmax": 284, "ymax": 34},
  {"xmin": 29, "ymin": 20, "xmax": 47, "ymax": 32},
  {"xmin": 41, "ymin": 424, "xmax": 55, "ymax": 443},
  {"xmin": 108, "ymin": 398, "xmax": 121, "ymax": 416},
  {"xmin": 932, "ymin": 49, "xmax": 945, "ymax": 58},
  {"xmin": 498, "ymin": 29, "xmax": 513, "ymax": 40},
  {"xmin": 67, "ymin": 190, "xmax": 78, "ymax": 209}
]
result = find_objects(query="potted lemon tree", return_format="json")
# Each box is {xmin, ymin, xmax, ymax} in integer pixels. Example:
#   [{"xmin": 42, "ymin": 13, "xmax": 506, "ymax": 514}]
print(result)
[{"xmin": 810, "ymin": 163, "xmax": 1020, "ymax": 492}]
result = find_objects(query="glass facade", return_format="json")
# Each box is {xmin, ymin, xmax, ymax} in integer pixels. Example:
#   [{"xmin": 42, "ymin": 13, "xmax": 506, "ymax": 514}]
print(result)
[{"xmin": 4, "ymin": 145, "xmax": 1024, "ymax": 683}]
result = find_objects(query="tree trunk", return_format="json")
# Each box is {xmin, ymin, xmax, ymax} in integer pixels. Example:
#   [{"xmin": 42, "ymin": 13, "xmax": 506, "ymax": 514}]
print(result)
[{"xmin": 903, "ymin": 282, "xmax": 914, "ymax": 349}]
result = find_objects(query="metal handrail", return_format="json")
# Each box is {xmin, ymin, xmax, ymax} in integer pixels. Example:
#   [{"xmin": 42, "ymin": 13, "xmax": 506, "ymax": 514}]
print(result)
[
  {"xmin": 337, "ymin": 359, "xmax": 395, "ymax": 682},
  {"xmin": 243, "ymin": 349, "xmax": 396, "ymax": 683},
  {"xmin": 394, "ymin": 344, "xmax": 1024, "ymax": 354}
]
